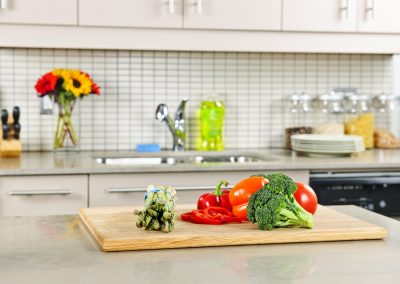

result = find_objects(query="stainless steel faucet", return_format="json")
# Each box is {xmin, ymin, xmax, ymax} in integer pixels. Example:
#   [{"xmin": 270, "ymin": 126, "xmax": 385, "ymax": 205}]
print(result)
[{"xmin": 156, "ymin": 98, "xmax": 188, "ymax": 151}]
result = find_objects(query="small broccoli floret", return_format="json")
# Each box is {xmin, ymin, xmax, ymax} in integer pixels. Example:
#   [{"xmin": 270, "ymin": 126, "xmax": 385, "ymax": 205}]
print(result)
[{"xmin": 247, "ymin": 188, "xmax": 313, "ymax": 231}]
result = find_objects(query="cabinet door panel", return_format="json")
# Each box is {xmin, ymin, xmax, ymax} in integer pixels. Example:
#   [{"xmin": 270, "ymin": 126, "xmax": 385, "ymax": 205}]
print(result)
[
  {"xmin": 358, "ymin": 0, "xmax": 400, "ymax": 33},
  {"xmin": 283, "ymin": 0, "xmax": 357, "ymax": 32},
  {"xmin": 0, "ymin": 0, "xmax": 77, "ymax": 25},
  {"xmin": 79, "ymin": 0, "xmax": 182, "ymax": 28},
  {"xmin": 0, "ymin": 175, "xmax": 88, "ymax": 216},
  {"xmin": 183, "ymin": 0, "xmax": 281, "ymax": 30}
]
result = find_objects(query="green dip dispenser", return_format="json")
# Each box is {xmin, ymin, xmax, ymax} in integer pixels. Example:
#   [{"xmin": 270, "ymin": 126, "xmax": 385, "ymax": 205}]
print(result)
[{"xmin": 198, "ymin": 99, "xmax": 225, "ymax": 151}]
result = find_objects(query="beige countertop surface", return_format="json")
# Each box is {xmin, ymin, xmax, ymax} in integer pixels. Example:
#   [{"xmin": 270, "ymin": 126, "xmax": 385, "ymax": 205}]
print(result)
[
  {"xmin": 0, "ymin": 205, "xmax": 399, "ymax": 284},
  {"xmin": 0, "ymin": 149, "xmax": 400, "ymax": 176}
]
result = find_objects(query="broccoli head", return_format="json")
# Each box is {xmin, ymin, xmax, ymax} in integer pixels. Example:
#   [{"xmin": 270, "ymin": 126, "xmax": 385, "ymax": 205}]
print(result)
[
  {"xmin": 247, "ymin": 188, "xmax": 313, "ymax": 231},
  {"xmin": 253, "ymin": 172, "xmax": 297, "ymax": 196},
  {"xmin": 265, "ymin": 172, "xmax": 298, "ymax": 196}
]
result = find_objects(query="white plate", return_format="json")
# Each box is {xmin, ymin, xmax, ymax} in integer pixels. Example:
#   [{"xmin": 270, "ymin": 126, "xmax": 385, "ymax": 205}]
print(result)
[{"xmin": 291, "ymin": 134, "xmax": 363, "ymax": 142}]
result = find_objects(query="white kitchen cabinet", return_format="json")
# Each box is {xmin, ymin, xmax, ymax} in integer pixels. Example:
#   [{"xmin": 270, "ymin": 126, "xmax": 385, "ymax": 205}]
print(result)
[
  {"xmin": 283, "ymin": 0, "xmax": 358, "ymax": 32},
  {"xmin": 0, "ymin": 175, "xmax": 88, "ymax": 216},
  {"xmin": 89, "ymin": 171, "xmax": 309, "ymax": 207},
  {"xmin": 358, "ymin": 0, "xmax": 400, "ymax": 33},
  {"xmin": 183, "ymin": 0, "xmax": 281, "ymax": 30},
  {"xmin": 0, "ymin": 0, "xmax": 77, "ymax": 25},
  {"xmin": 79, "ymin": 0, "xmax": 182, "ymax": 29}
]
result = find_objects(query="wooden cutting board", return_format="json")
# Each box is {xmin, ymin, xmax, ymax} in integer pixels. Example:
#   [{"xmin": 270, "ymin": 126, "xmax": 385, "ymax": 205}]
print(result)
[{"xmin": 79, "ymin": 205, "xmax": 388, "ymax": 252}]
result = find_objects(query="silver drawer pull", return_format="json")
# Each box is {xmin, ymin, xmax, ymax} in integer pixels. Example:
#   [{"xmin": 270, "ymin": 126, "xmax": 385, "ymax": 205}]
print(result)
[
  {"xmin": 196, "ymin": 0, "xmax": 202, "ymax": 15},
  {"xmin": 168, "ymin": 0, "xmax": 174, "ymax": 15},
  {"xmin": 339, "ymin": 0, "xmax": 350, "ymax": 19},
  {"xmin": 107, "ymin": 185, "xmax": 233, "ymax": 193},
  {"xmin": 107, "ymin": 188, "xmax": 146, "ymax": 193},
  {"xmin": 175, "ymin": 185, "xmax": 233, "ymax": 191},
  {"xmin": 365, "ymin": 0, "xmax": 374, "ymax": 20},
  {"xmin": 0, "ymin": 0, "xmax": 9, "ymax": 9},
  {"xmin": 9, "ymin": 190, "xmax": 72, "ymax": 196}
]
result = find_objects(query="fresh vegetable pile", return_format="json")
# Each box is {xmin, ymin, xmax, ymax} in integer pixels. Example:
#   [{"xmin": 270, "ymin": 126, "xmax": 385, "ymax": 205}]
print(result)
[
  {"xmin": 181, "ymin": 172, "xmax": 318, "ymax": 230},
  {"xmin": 247, "ymin": 173, "xmax": 314, "ymax": 230},
  {"xmin": 134, "ymin": 185, "xmax": 177, "ymax": 233},
  {"xmin": 183, "ymin": 181, "xmax": 242, "ymax": 224}
]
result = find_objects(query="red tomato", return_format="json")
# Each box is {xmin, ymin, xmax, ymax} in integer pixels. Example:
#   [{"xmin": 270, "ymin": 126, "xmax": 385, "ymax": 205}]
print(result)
[{"xmin": 294, "ymin": 182, "xmax": 318, "ymax": 215}]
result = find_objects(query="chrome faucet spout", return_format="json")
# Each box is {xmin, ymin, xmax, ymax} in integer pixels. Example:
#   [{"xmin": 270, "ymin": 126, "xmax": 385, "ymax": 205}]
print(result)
[{"xmin": 155, "ymin": 98, "xmax": 188, "ymax": 151}]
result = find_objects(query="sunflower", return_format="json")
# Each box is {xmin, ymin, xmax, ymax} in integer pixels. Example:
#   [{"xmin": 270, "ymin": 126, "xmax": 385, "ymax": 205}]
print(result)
[
  {"xmin": 52, "ymin": 69, "xmax": 71, "ymax": 82},
  {"xmin": 63, "ymin": 70, "xmax": 92, "ymax": 97}
]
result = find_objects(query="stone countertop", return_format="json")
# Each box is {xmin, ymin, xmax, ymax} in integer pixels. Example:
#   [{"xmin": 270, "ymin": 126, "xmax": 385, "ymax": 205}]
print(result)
[
  {"xmin": 0, "ymin": 205, "xmax": 399, "ymax": 284},
  {"xmin": 0, "ymin": 149, "xmax": 400, "ymax": 176}
]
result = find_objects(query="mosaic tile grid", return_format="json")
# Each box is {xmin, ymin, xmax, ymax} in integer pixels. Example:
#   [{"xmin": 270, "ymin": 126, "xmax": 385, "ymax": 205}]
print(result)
[{"xmin": 0, "ymin": 49, "xmax": 392, "ymax": 151}]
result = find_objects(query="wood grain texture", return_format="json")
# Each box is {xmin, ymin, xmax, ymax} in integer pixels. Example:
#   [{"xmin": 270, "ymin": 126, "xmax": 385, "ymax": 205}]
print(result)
[{"xmin": 79, "ymin": 205, "xmax": 388, "ymax": 252}]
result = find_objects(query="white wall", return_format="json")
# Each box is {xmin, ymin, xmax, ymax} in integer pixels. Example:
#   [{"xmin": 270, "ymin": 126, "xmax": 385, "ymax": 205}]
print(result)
[{"xmin": 0, "ymin": 48, "xmax": 393, "ymax": 151}]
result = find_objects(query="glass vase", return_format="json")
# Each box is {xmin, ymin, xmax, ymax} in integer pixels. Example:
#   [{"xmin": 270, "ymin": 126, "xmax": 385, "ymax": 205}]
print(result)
[{"xmin": 54, "ymin": 99, "xmax": 79, "ymax": 151}]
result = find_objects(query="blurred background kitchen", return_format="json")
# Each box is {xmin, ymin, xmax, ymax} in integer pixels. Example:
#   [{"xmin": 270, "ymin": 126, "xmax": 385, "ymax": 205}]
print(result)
[{"xmin": 1, "ymin": 0, "xmax": 400, "ymax": 219}]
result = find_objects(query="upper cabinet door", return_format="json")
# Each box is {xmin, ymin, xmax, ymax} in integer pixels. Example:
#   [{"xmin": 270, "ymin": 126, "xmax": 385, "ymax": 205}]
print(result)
[
  {"xmin": 283, "ymin": 0, "xmax": 357, "ymax": 32},
  {"xmin": 0, "ymin": 0, "xmax": 77, "ymax": 25},
  {"xmin": 79, "ymin": 0, "xmax": 182, "ymax": 28},
  {"xmin": 183, "ymin": 0, "xmax": 281, "ymax": 31},
  {"xmin": 358, "ymin": 0, "xmax": 400, "ymax": 33}
]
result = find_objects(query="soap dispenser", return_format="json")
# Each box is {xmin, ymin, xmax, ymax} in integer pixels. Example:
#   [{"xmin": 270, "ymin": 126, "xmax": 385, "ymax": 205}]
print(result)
[{"xmin": 198, "ymin": 95, "xmax": 225, "ymax": 151}]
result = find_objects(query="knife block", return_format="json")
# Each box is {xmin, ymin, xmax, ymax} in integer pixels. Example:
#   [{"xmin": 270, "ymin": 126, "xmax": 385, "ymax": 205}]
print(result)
[{"xmin": 0, "ymin": 115, "xmax": 21, "ymax": 158}]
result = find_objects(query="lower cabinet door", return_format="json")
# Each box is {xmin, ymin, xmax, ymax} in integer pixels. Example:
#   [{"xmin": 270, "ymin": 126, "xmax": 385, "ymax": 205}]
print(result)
[
  {"xmin": 89, "ymin": 171, "xmax": 309, "ymax": 207},
  {"xmin": 0, "ymin": 175, "xmax": 88, "ymax": 216}
]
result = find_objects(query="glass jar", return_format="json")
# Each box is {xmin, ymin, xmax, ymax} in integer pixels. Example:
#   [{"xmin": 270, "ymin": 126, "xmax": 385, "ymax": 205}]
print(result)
[
  {"xmin": 284, "ymin": 93, "xmax": 314, "ymax": 149},
  {"xmin": 313, "ymin": 92, "xmax": 345, "ymax": 135},
  {"xmin": 373, "ymin": 94, "xmax": 399, "ymax": 131},
  {"xmin": 372, "ymin": 94, "xmax": 400, "ymax": 148},
  {"xmin": 344, "ymin": 94, "xmax": 374, "ymax": 149}
]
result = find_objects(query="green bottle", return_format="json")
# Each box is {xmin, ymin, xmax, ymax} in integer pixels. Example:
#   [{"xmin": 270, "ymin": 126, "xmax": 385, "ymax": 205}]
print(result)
[{"xmin": 198, "ymin": 99, "xmax": 225, "ymax": 151}]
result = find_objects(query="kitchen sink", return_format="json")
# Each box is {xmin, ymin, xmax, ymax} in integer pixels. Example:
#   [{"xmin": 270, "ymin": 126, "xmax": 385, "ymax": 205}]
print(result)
[{"xmin": 95, "ymin": 154, "xmax": 272, "ymax": 166}]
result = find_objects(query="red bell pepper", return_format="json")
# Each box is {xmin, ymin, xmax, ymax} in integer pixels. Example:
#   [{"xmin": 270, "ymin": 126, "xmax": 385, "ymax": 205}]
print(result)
[
  {"xmin": 229, "ymin": 176, "xmax": 269, "ymax": 220},
  {"xmin": 191, "ymin": 212, "xmax": 224, "ymax": 225},
  {"xmin": 197, "ymin": 180, "xmax": 232, "ymax": 211},
  {"xmin": 180, "ymin": 207, "xmax": 242, "ymax": 225}
]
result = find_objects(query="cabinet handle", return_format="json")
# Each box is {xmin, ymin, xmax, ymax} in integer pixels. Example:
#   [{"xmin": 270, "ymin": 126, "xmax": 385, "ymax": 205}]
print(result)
[
  {"xmin": 339, "ymin": 0, "xmax": 350, "ymax": 19},
  {"xmin": 168, "ymin": 0, "xmax": 174, "ymax": 15},
  {"xmin": 196, "ymin": 0, "xmax": 202, "ymax": 15},
  {"xmin": 107, "ymin": 185, "xmax": 232, "ymax": 193},
  {"xmin": 9, "ymin": 190, "xmax": 72, "ymax": 196},
  {"xmin": 365, "ymin": 0, "xmax": 374, "ymax": 20},
  {"xmin": 107, "ymin": 188, "xmax": 146, "ymax": 193},
  {"xmin": 0, "ymin": 0, "xmax": 8, "ymax": 9}
]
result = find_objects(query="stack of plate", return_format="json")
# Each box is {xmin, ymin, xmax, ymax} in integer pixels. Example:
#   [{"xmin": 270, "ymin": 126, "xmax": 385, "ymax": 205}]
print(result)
[{"xmin": 291, "ymin": 134, "xmax": 365, "ymax": 157}]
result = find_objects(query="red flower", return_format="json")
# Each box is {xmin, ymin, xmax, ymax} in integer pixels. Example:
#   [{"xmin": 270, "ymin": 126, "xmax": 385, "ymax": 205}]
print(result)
[
  {"xmin": 91, "ymin": 83, "xmax": 100, "ymax": 95},
  {"xmin": 35, "ymin": 72, "xmax": 58, "ymax": 96}
]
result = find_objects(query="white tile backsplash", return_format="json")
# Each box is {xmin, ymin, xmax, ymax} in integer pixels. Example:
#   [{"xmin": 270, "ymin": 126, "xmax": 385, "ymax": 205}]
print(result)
[{"xmin": 0, "ymin": 48, "xmax": 393, "ymax": 151}]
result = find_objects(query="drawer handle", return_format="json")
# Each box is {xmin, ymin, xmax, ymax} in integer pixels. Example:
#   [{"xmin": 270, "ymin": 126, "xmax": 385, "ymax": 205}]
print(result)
[
  {"xmin": 168, "ymin": 0, "xmax": 174, "ymax": 15},
  {"xmin": 107, "ymin": 185, "xmax": 233, "ymax": 193},
  {"xmin": 0, "ymin": 0, "xmax": 8, "ymax": 9},
  {"xmin": 339, "ymin": 0, "xmax": 350, "ymax": 19},
  {"xmin": 107, "ymin": 188, "xmax": 146, "ymax": 193},
  {"xmin": 196, "ymin": 0, "xmax": 202, "ymax": 15},
  {"xmin": 9, "ymin": 190, "xmax": 72, "ymax": 196},
  {"xmin": 365, "ymin": 0, "xmax": 374, "ymax": 20}
]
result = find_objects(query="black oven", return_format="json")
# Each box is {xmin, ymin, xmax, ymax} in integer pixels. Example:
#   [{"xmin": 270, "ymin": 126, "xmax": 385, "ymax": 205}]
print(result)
[{"xmin": 310, "ymin": 172, "xmax": 400, "ymax": 217}]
